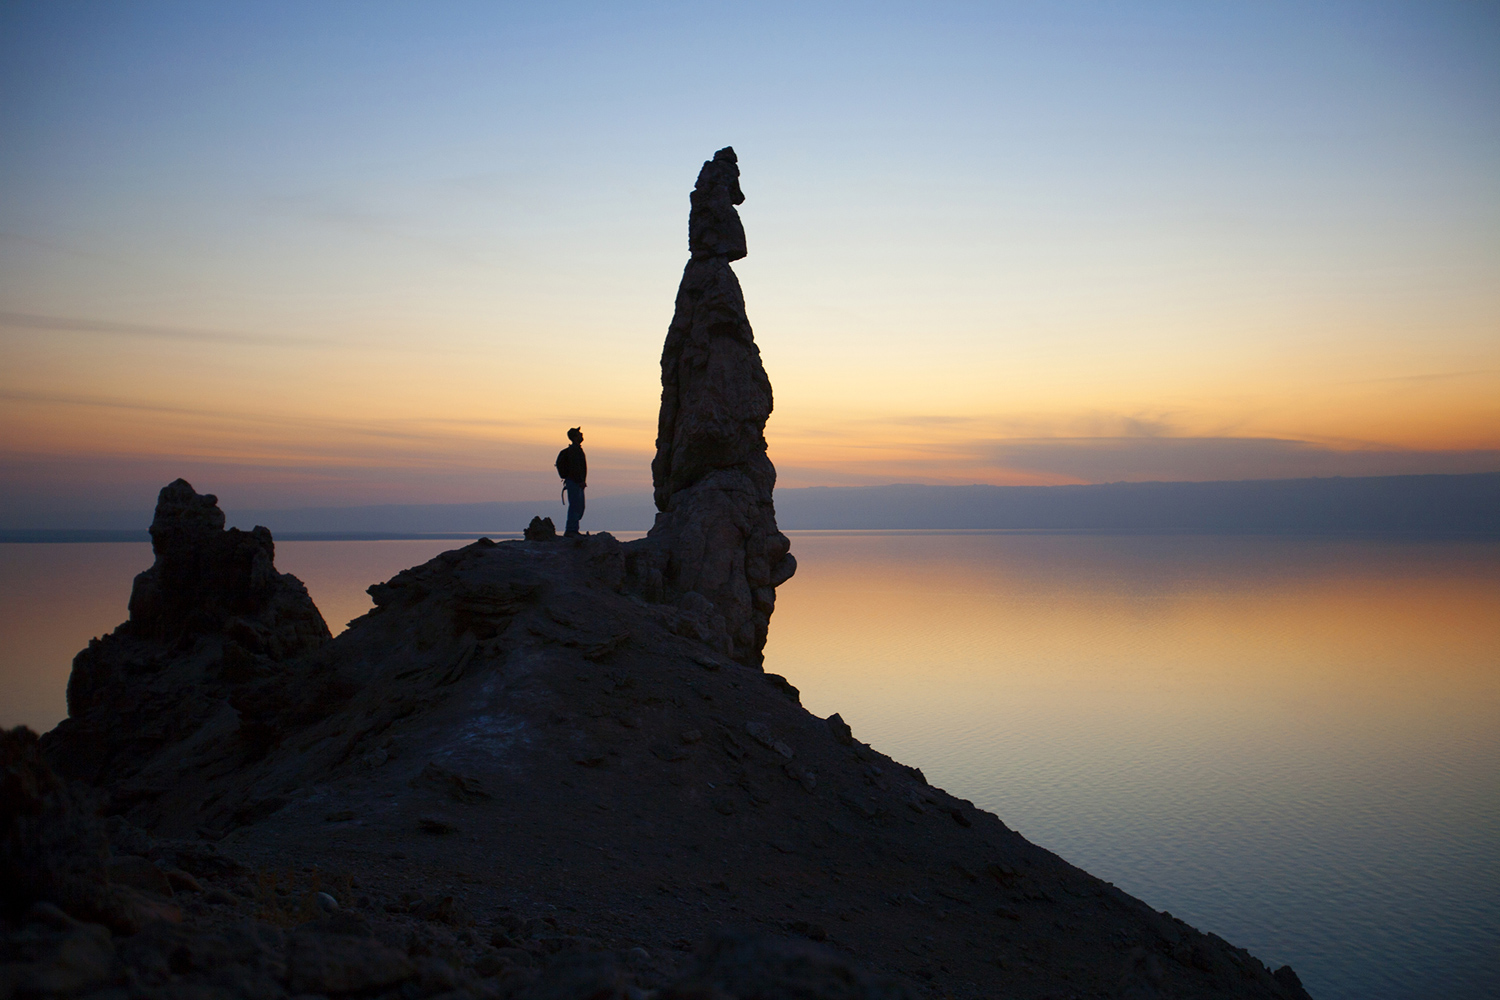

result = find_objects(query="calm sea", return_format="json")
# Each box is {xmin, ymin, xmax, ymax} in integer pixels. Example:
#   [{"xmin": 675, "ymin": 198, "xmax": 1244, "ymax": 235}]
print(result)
[{"xmin": 2, "ymin": 532, "xmax": 1497, "ymax": 1000}]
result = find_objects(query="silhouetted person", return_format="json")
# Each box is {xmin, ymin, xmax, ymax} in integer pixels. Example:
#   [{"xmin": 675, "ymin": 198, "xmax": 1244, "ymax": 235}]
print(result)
[{"xmin": 556, "ymin": 427, "xmax": 587, "ymax": 536}]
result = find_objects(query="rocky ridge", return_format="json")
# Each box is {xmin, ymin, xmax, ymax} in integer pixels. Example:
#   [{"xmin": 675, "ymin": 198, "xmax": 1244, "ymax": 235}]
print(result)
[
  {"xmin": 9, "ymin": 483, "xmax": 1313, "ymax": 1000},
  {"xmin": 4, "ymin": 148, "xmax": 1317, "ymax": 1000}
]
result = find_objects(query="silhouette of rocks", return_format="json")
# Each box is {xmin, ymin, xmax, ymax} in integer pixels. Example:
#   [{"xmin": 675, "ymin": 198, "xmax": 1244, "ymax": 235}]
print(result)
[
  {"xmin": 1, "ymin": 726, "xmax": 177, "ymax": 934},
  {"xmin": 628, "ymin": 147, "xmax": 795, "ymax": 667},
  {"xmin": 524, "ymin": 516, "xmax": 557, "ymax": 541},
  {"xmin": 687, "ymin": 147, "xmax": 748, "ymax": 262},
  {"xmin": 124, "ymin": 479, "xmax": 329, "ymax": 655},
  {"xmin": 13, "ymin": 149, "xmax": 1317, "ymax": 998},
  {"xmin": 40, "ymin": 480, "xmax": 329, "ymax": 788},
  {"xmin": 22, "ymin": 498, "xmax": 1309, "ymax": 998}
]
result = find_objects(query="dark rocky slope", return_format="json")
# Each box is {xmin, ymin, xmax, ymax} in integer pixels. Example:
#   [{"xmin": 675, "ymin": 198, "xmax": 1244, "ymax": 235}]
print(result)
[
  {"xmin": 5, "ymin": 149, "xmax": 1316, "ymax": 1000},
  {"xmin": 9, "ymin": 484, "xmax": 1313, "ymax": 1000}
]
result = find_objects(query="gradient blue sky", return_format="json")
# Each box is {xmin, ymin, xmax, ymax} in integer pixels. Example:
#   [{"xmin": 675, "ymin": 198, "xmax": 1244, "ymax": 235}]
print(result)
[{"xmin": 2, "ymin": 1, "xmax": 1497, "ymax": 521}]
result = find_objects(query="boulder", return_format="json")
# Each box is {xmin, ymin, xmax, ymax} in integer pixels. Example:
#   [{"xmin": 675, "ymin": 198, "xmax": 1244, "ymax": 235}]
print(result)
[{"xmin": 1, "ymin": 727, "xmax": 174, "ymax": 933}]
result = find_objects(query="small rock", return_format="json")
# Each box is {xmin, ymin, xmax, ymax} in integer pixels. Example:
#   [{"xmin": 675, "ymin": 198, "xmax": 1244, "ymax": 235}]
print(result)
[
  {"xmin": 324, "ymin": 809, "xmax": 355, "ymax": 822},
  {"xmin": 650, "ymin": 742, "xmax": 688, "ymax": 762},
  {"xmin": 825, "ymin": 713, "xmax": 856, "ymax": 745},
  {"xmin": 680, "ymin": 729, "xmax": 703, "ymax": 744},
  {"xmin": 163, "ymin": 868, "xmax": 203, "ymax": 893},
  {"xmin": 105, "ymin": 854, "xmax": 173, "ymax": 896},
  {"xmin": 1274, "ymin": 964, "xmax": 1313, "ymax": 998},
  {"xmin": 418, "ymin": 816, "xmax": 458, "ymax": 835},
  {"xmin": 493, "ymin": 947, "xmax": 534, "ymax": 969},
  {"xmin": 524, "ymin": 516, "xmax": 557, "ymax": 541},
  {"xmin": 6, "ymin": 917, "xmax": 117, "ymax": 997},
  {"xmin": 474, "ymin": 949, "xmax": 511, "ymax": 977},
  {"xmin": 838, "ymin": 793, "xmax": 877, "ymax": 820},
  {"xmin": 413, "ymin": 761, "xmax": 490, "ymax": 803},
  {"xmin": 744, "ymin": 721, "xmax": 774, "ymax": 748},
  {"xmin": 572, "ymin": 748, "xmax": 606, "ymax": 767},
  {"xmin": 362, "ymin": 748, "xmax": 389, "ymax": 768},
  {"xmin": 104, "ymin": 815, "xmax": 153, "ymax": 857},
  {"xmin": 788, "ymin": 920, "xmax": 827, "ymax": 942},
  {"xmin": 523, "ymin": 951, "xmax": 625, "ymax": 1000},
  {"xmin": 783, "ymin": 762, "xmax": 816, "ymax": 792},
  {"xmin": 414, "ymin": 955, "xmax": 458, "ymax": 992},
  {"xmin": 288, "ymin": 930, "xmax": 415, "ymax": 994},
  {"xmin": 316, "ymin": 891, "xmax": 340, "ymax": 913}
]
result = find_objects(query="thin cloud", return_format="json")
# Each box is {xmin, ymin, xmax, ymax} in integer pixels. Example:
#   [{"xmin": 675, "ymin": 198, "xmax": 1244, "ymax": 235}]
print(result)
[
  {"xmin": 0, "ymin": 311, "xmax": 480, "ymax": 356},
  {"xmin": 1344, "ymin": 369, "xmax": 1500, "ymax": 385},
  {"xmin": 0, "ymin": 311, "xmax": 330, "ymax": 348},
  {"xmin": 988, "ymin": 436, "xmax": 1500, "ymax": 483},
  {"xmin": 0, "ymin": 389, "xmax": 521, "ymax": 452},
  {"xmin": 0, "ymin": 387, "xmax": 230, "ymax": 420}
]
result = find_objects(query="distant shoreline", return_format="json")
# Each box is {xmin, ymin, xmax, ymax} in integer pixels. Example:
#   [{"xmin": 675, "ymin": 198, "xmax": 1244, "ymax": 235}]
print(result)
[
  {"xmin": 5, "ymin": 471, "xmax": 1497, "ymax": 539},
  {"xmin": 5, "ymin": 527, "xmax": 1498, "ymax": 544}
]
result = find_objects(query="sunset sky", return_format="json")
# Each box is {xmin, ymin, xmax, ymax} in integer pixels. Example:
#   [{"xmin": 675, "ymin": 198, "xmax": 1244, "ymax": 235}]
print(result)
[{"xmin": 2, "ymin": 1, "xmax": 1497, "ymax": 523}]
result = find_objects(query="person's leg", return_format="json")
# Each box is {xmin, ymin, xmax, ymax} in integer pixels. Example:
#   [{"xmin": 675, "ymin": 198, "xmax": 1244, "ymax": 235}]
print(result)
[{"xmin": 565, "ymin": 481, "xmax": 584, "ymax": 535}]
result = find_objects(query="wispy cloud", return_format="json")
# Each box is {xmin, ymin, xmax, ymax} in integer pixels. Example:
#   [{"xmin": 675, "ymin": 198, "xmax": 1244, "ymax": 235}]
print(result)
[
  {"xmin": 988, "ymin": 437, "xmax": 1500, "ymax": 483},
  {"xmin": 1344, "ymin": 369, "xmax": 1500, "ymax": 385},
  {"xmin": 0, "ymin": 311, "xmax": 330, "ymax": 348}
]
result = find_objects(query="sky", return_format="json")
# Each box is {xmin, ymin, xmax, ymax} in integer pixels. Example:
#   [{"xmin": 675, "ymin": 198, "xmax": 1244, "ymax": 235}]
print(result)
[{"xmin": 2, "ymin": 1, "xmax": 1497, "ymax": 523}]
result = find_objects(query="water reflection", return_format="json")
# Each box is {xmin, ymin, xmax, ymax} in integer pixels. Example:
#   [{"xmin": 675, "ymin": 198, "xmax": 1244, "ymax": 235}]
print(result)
[
  {"xmin": 766, "ymin": 532, "xmax": 1500, "ymax": 1000},
  {"xmin": 2, "ymin": 533, "xmax": 1496, "ymax": 999}
]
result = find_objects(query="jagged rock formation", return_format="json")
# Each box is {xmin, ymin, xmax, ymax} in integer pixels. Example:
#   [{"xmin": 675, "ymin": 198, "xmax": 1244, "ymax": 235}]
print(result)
[
  {"xmin": 41, "ymin": 479, "xmax": 330, "ymax": 787},
  {"xmin": 15, "ymin": 155, "xmax": 1314, "ymax": 999},
  {"xmin": 27, "ymin": 503, "xmax": 1313, "ymax": 999},
  {"xmin": 626, "ymin": 147, "xmax": 796, "ymax": 668},
  {"xmin": 123, "ymin": 478, "xmax": 327, "ymax": 656}
]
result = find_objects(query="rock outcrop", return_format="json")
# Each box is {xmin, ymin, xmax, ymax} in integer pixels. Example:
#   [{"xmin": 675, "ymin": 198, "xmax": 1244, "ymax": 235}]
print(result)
[
  {"xmin": 123, "ymin": 478, "xmax": 329, "ymax": 657},
  {"xmin": 30, "ymin": 513, "xmax": 1310, "ymax": 1000},
  {"xmin": 15, "ymin": 150, "xmax": 1317, "ymax": 1000},
  {"xmin": 40, "ymin": 479, "xmax": 329, "ymax": 788},
  {"xmin": 626, "ymin": 147, "xmax": 795, "ymax": 668},
  {"xmin": 1, "ymin": 727, "xmax": 180, "ymax": 936}
]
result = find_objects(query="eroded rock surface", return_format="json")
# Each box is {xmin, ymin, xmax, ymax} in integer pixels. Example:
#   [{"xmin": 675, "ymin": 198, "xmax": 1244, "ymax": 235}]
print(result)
[
  {"xmin": 22, "ymin": 510, "xmax": 1311, "ymax": 999},
  {"xmin": 14, "ymin": 149, "xmax": 1316, "ymax": 999},
  {"xmin": 40, "ymin": 479, "xmax": 329, "ymax": 788},
  {"xmin": 627, "ymin": 147, "xmax": 795, "ymax": 667}
]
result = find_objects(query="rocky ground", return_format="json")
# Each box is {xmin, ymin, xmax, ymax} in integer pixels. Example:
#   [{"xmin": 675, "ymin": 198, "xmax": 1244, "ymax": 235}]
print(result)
[
  {"xmin": 6, "ymin": 501, "xmax": 1316, "ymax": 1000},
  {"xmin": 4, "ymin": 149, "xmax": 1318, "ymax": 1000}
]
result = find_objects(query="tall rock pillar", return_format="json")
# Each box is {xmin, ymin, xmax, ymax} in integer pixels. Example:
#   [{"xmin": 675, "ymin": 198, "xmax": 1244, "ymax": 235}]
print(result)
[{"xmin": 628, "ymin": 147, "xmax": 795, "ymax": 667}]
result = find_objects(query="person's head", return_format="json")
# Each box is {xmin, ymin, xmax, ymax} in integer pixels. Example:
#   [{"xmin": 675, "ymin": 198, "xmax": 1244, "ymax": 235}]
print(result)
[{"xmin": 567, "ymin": 427, "xmax": 583, "ymax": 444}]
